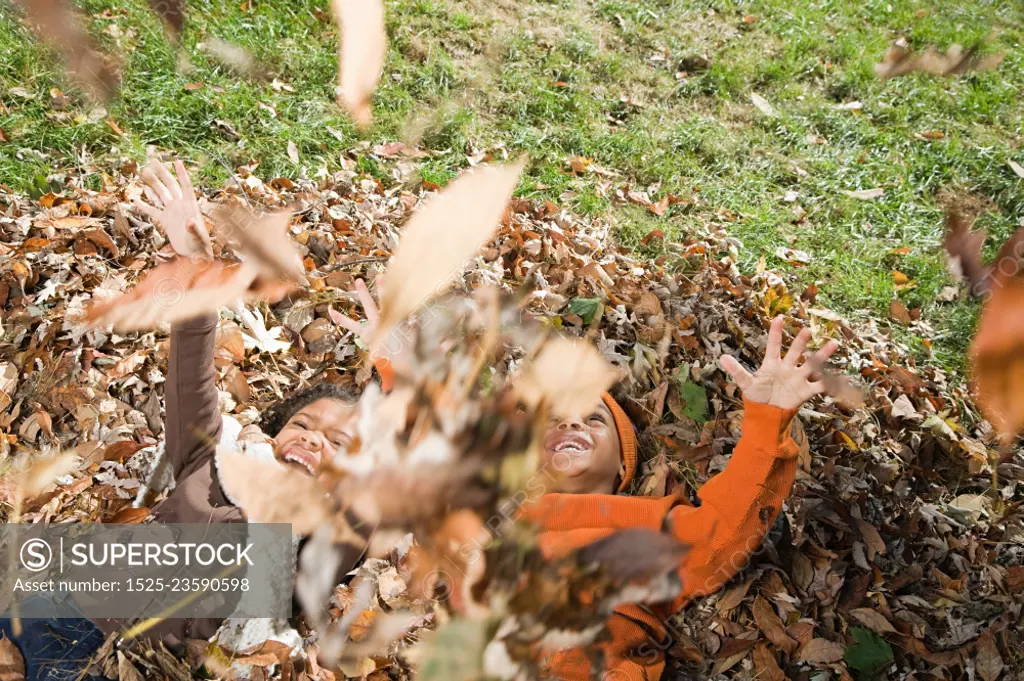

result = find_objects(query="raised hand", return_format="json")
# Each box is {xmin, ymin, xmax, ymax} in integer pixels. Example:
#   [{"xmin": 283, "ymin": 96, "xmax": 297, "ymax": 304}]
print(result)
[
  {"xmin": 330, "ymin": 277, "xmax": 386, "ymax": 357},
  {"xmin": 719, "ymin": 316, "xmax": 839, "ymax": 411},
  {"xmin": 133, "ymin": 158, "xmax": 213, "ymax": 260}
]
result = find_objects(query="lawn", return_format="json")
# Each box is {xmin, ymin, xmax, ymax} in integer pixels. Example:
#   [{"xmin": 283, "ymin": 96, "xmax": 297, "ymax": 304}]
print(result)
[{"xmin": 1, "ymin": 0, "xmax": 1022, "ymax": 372}]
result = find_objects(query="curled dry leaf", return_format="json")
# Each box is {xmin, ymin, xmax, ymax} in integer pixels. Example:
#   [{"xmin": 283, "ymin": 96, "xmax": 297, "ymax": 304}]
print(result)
[
  {"xmin": 573, "ymin": 528, "xmax": 687, "ymax": 584},
  {"xmin": 849, "ymin": 608, "xmax": 898, "ymax": 635},
  {"xmin": 516, "ymin": 336, "xmax": 620, "ymax": 419},
  {"xmin": 752, "ymin": 595, "xmax": 798, "ymax": 656},
  {"xmin": 875, "ymin": 42, "xmax": 1004, "ymax": 80},
  {"xmin": 84, "ymin": 258, "xmax": 269, "ymax": 332},
  {"xmin": 0, "ymin": 632, "xmax": 26, "ymax": 681},
  {"xmin": 971, "ymin": 277, "xmax": 1024, "ymax": 436},
  {"xmin": 210, "ymin": 203, "xmax": 305, "ymax": 283},
  {"xmin": 375, "ymin": 160, "xmax": 525, "ymax": 344},
  {"xmin": 333, "ymin": 0, "xmax": 387, "ymax": 126},
  {"xmin": 795, "ymin": 637, "xmax": 846, "ymax": 664}
]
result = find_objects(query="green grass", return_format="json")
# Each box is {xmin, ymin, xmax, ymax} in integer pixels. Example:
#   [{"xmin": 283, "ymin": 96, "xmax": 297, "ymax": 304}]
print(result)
[{"xmin": 2, "ymin": 0, "xmax": 1023, "ymax": 373}]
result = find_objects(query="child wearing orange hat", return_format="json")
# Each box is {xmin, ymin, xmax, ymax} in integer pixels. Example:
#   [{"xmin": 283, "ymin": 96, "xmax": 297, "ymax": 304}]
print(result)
[{"xmin": 523, "ymin": 315, "xmax": 837, "ymax": 681}]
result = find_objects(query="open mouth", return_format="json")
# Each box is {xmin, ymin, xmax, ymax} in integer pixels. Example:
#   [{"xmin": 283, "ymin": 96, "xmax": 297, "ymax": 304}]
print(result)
[
  {"xmin": 281, "ymin": 447, "xmax": 320, "ymax": 476},
  {"xmin": 545, "ymin": 433, "xmax": 593, "ymax": 457}
]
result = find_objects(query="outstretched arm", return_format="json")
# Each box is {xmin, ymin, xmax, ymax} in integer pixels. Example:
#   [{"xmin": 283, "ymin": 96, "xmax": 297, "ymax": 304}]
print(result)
[
  {"xmin": 668, "ymin": 317, "xmax": 836, "ymax": 605},
  {"xmin": 134, "ymin": 158, "xmax": 220, "ymax": 479}
]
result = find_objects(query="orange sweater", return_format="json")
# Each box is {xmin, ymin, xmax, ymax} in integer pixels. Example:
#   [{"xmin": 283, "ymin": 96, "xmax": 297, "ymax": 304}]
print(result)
[{"xmin": 521, "ymin": 400, "xmax": 799, "ymax": 681}]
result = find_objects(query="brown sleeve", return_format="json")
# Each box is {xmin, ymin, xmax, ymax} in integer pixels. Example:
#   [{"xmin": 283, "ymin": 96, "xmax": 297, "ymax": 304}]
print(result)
[{"xmin": 165, "ymin": 313, "xmax": 222, "ymax": 481}]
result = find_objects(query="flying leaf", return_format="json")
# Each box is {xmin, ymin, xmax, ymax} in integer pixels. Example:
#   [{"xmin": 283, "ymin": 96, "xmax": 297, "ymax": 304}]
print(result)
[
  {"xmin": 333, "ymin": 0, "xmax": 387, "ymax": 126},
  {"xmin": 19, "ymin": 452, "xmax": 80, "ymax": 499},
  {"xmin": 210, "ymin": 203, "xmax": 305, "ymax": 283},
  {"xmin": 796, "ymin": 638, "xmax": 846, "ymax": 664},
  {"xmin": 875, "ymin": 42, "xmax": 1004, "ymax": 80},
  {"xmin": 842, "ymin": 188, "xmax": 885, "ymax": 200},
  {"xmin": 943, "ymin": 210, "xmax": 992, "ymax": 295},
  {"xmin": 971, "ymin": 277, "xmax": 1024, "ymax": 436},
  {"xmin": 516, "ymin": 336, "xmax": 620, "ymax": 419},
  {"xmin": 0, "ymin": 633, "xmax": 25, "ymax": 681},
  {"xmin": 375, "ymin": 160, "xmax": 525, "ymax": 342},
  {"xmin": 84, "ymin": 259, "xmax": 258, "ymax": 332},
  {"xmin": 145, "ymin": 0, "xmax": 185, "ymax": 38},
  {"xmin": 574, "ymin": 528, "xmax": 687, "ymax": 583},
  {"xmin": 15, "ymin": 0, "xmax": 119, "ymax": 101},
  {"xmin": 849, "ymin": 608, "xmax": 898, "ymax": 635},
  {"xmin": 843, "ymin": 628, "xmax": 893, "ymax": 677}
]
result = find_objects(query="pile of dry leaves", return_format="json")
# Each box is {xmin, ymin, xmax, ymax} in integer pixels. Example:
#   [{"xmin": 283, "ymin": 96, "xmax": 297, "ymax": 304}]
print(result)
[{"xmin": 0, "ymin": 141, "xmax": 1022, "ymax": 681}]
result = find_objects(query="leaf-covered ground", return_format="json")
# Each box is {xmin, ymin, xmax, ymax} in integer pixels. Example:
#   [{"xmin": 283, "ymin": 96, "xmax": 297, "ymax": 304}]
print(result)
[
  {"xmin": 1, "ymin": 0, "xmax": 1023, "ymax": 371},
  {"xmin": 0, "ymin": 149, "xmax": 1022, "ymax": 679}
]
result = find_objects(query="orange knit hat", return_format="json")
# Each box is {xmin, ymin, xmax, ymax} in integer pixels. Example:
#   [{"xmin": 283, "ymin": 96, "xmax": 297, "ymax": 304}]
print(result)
[{"xmin": 601, "ymin": 393, "xmax": 637, "ymax": 493}]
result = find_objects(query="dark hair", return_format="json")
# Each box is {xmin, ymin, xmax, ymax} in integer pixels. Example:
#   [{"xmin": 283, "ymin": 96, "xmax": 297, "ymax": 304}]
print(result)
[{"xmin": 261, "ymin": 383, "xmax": 360, "ymax": 437}]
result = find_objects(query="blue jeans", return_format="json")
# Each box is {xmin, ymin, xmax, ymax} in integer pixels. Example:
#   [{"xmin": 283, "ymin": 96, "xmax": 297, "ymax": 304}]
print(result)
[{"xmin": 0, "ymin": 595, "xmax": 104, "ymax": 681}]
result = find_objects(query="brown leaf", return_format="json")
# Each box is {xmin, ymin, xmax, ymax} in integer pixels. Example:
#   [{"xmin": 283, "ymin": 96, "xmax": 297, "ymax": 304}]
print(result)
[
  {"xmin": 375, "ymin": 160, "xmax": 525, "ymax": 342},
  {"xmin": 856, "ymin": 520, "xmax": 886, "ymax": 561},
  {"xmin": 717, "ymin": 578, "xmax": 754, "ymax": 613},
  {"xmin": 516, "ymin": 337, "xmax": 620, "ymax": 419},
  {"xmin": 849, "ymin": 608, "xmax": 897, "ymax": 635},
  {"xmin": 145, "ymin": 0, "xmax": 185, "ymax": 37},
  {"xmin": 975, "ymin": 632, "xmax": 1003, "ymax": 681},
  {"xmin": 574, "ymin": 528, "xmax": 687, "ymax": 583},
  {"xmin": 0, "ymin": 633, "xmax": 25, "ymax": 681},
  {"xmin": 333, "ymin": 0, "xmax": 387, "ymax": 126},
  {"xmin": 19, "ymin": 452, "xmax": 80, "ymax": 499},
  {"xmin": 1006, "ymin": 565, "xmax": 1024, "ymax": 592},
  {"xmin": 85, "ymin": 259, "xmax": 258, "ymax": 332},
  {"xmin": 106, "ymin": 507, "xmax": 151, "ymax": 524},
  {"xmin": 753, "ymin": 596, "xmax": 798, "ymax": 655},
  {"xmin": 971, "ymin": 277, "xmax": 1024, "ymax": 435},
  {"xmin": 751, "ymin": 643, "xmax": 785, "ymax": 681},
  {"xmin": 944, "ymin": 210, "xmax": 992, "ymax": 294},
  {"xmin": 16, "ymin": 0, "xmax": 119, "ymax": 101},
  {"xmin": 640, "ymin": 228, "xmax": 665, "ymax": 245},
  {"xmin": 888, "ymin": 299, "xmax": 911, "ymax": 325},
  {"xmin": 875, "ymin": 42, "xmax": 1004, "ymax": 80},
  {"xmin": 210, "ymin": 203, "xmax": 305, "ymax": 283},
  {"xmin": 795, "ymin": 638, "xmax": 845, "ymax": 664},
  {"xmin": 117, "ymin": 652, "xmax": 145, "ymax": 681}
]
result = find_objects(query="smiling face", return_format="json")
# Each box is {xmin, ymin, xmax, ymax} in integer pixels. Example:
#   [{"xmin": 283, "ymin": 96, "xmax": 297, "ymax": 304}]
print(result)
[
  {"xmin": 272, "ymin": 398, "xmax": 357, "ymax": 478},
  {"xmin": 541, "ymin": 399, "xmax": 622, "ymax": 494}
]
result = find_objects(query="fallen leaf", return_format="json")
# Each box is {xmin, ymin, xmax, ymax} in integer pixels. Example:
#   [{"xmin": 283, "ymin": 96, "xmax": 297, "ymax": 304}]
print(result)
[
  {"xmin": 844, "ymin": 628, "xmax": 893, "ymax": 677},
  {"xmin": 517, "ymin": 337, "xmax": 620, "ymax": 419},
  {"xmin": 751, "ymin": 643, "xmax": 784, "ymax": 681},
  {"xmin": 943, "ymin": 210, "xmax": 992, "ymax": 294},
  {"xmin": 287, "ymin": 140, "xmax": 300, "ymax": 164},
  {"xmin": 640, "ymin": 229, "xmax": 665, "ymax": 245},
  {"xmin": 106, "ymin": 507, "xmax": 151, "ymax": 523},
  {"xmin": 796, "ymin": 638, "xmax": 846, "ymax": 664},
  {"xmin": 975, "ymin": 632, "xmax": 1003, "ymax": 681},
  {"xmin": 750, "ymin": 92, "xmax": 775, "ymax": 116},
  {"xmin": 888, "ymin": 299, "xmax": 911, "ymax": 325},
  {"xmin": 333, "ymin": 0, "xmax": 387, "ymax": 126},
  {"xmin": 752, "ymin": 595, "xmax": 798, "ymax": 655},
  {"xmin": 849, "ymin": 608, "xmax": 898, "ymax": 635},
  {"xmin": 843, "ymin": 187, "xmax": 885, "ymax": 200},
  {"xmin": 875, "ymin": 42, "xmax": 1004, "ymax": 80},
  {"xmin": 936, "ymin": 286, "xmax": 959, "ymax": 302},
  {"xmin": 375, "ymin": 160, "xmax": 525, "ymax": 341},
  {"xmin": 1008, "ymin": 159, "xmax": 1024, "ymax": 179},
  {"xmin": 856, "ymin": 519, "xmax": 886, "ymax": 561},
  {"xmin": 0, "ymin": 633, "xmax": 25, "ymax": 681},
  {"xmin": 184, "ymin": 81, "xmax": 205, "ymax": 91},
  {"xmin": 889, "ymin": 394, "xmax": 919, "ymax": 420}
]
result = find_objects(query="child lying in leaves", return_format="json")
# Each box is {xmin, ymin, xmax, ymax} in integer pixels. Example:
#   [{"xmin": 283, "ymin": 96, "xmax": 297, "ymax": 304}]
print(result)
[
  {"xmin": 88, "ymin": 160, "xmax": 838, "ymax": 681},
  {"xmin": 522, "ymin": 314, "xmax": 835, "ymax": 681}
]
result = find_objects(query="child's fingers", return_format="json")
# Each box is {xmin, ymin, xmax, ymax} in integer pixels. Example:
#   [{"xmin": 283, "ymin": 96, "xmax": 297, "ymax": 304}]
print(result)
[
  {"xmin": 188, "ymin": 218, "xmax": 214, "ymax": 258},
  {"xmin": 355, "ymin": 279, "xmax": 380, "ymax": 326},
  {"xmin": 141, "ymin": 166, "xmax": 174, "ymax": 205},
  {"xmin": 765, "ymin": 316, "xmax": 784, "ymax": 362},
  {"xmin": 328, "ymin": 306, "xmax": 364, "ymax": 335},
  {"xmin": 152, "ymin": 159, "xmax": 182, "ymax": 199},
  {"xmin": 174, "ymin": 160, "xmax": 196, "ymax": 200},
  {"xmin": 784, "ymin": 328, "xmax": 811, "ymax": 367},
  {"xmin": 133, "ymin": 198, "xmax": 161, "ymax": 221},
  {"xmin": 813, "ymin": 340, "xmax": 839, "ymax": 363},
  {"xmin": 719, "ymin": 354, "xmax": 753, "ymax": 389}
]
